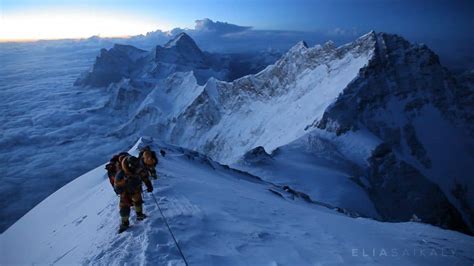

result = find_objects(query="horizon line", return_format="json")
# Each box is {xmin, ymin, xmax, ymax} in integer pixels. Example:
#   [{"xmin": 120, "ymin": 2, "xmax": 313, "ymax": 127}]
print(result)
[{"xmin": 0, "ymin": 34, "xmax": 140, "ymax": 43}]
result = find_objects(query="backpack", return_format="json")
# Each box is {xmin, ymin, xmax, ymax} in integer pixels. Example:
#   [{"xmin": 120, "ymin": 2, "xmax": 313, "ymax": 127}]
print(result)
[{"xmin": 105, "ymin": 152, "xmax": 130, "ymax": 189}]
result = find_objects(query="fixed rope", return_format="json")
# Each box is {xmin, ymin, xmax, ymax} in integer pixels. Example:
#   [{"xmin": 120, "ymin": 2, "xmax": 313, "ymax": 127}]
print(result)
[{"xmin": 150, "ymin": 193, "xmax": 189, "ymax": 266}]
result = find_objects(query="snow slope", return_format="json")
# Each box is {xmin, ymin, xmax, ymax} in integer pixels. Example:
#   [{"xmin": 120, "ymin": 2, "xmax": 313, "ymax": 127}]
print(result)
[
  {"xmin": 234, "ymin": 128, "xmax": 381, "ymax": 219},
  {"xmin": 1, "ymin": 138, "xmax": 474, "ymax": 265}
]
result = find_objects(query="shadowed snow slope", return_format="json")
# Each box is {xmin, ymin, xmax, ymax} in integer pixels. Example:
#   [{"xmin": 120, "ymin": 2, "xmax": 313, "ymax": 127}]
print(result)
[
  {"xmin": 234, "ymin": 128, "xmax": 381, "ymax": 219},
  {"xmin": 1, "ymin": 138, "xmax": 474, "ymax": 265}
]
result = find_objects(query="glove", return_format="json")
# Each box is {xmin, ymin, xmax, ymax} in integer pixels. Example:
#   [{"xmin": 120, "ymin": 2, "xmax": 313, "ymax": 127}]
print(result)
[
  {"xmin": 147, "ymin": 169, "xmax": 158, "ymax": 180},
  {"xmin": 147, "ymin": 186, "xmax": 153, "ymax": 193}
]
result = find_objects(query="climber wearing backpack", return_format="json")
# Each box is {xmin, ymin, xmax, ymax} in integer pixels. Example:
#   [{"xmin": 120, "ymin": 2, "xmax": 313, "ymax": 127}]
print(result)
[
  {"xmin": 105, "ymin": 152, "xmax": 130, "ymax": 190},
  {"xmin": 114, "ymin": 155, "xmax": 154, "ymax": 233},
  {"xmin": 139, "ymin": 146, "xmax": 158, "ymax": 179}
]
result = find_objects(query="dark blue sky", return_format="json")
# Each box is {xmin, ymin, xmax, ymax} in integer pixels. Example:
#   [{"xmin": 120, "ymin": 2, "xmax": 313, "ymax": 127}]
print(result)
[{"xmin": 2, "ymin": 0, "xmax": 473, "ymax": 40}]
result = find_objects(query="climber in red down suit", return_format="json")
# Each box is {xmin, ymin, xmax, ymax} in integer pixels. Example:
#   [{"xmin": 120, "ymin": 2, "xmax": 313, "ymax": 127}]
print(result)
[{"xmin": 114, "ymin": 155, "xmax": 153, "ymax": 233}]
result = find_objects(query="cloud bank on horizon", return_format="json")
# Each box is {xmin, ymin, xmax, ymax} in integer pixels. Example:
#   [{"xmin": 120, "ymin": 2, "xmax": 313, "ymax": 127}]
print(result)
[
  {"xmin": 130, "ymin": 18, "xmax": 361, "ymax": 52},
  {"xmin": 120, "ymin": 18, "xmax": 472, "ymax": 71},
  {"xmin": 3, "ymin": 16, "xmax": 470, "ymax": 71}
]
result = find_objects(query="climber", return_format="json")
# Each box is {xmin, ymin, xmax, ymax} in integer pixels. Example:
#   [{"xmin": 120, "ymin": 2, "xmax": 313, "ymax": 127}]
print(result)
[
  {"xmin": 139, "ymin": 146, "xmax": 159, "ymax": 179},
  {"xmin": 114, "ymin": 155, "xmax": 154, "ymax": 233},
  {"xmin": 105, "ymin": 152, "xmax": 130, "ymax": 190}
]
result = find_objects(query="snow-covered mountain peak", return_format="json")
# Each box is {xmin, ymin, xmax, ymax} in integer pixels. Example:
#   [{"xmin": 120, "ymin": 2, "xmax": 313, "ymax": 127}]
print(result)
[
  {"xmin": 76, "ymin": 33, "xmax": 247, "ymax": 87},
  {"xmin": 314, "ymin": 31, "xmax": 474, "ymax": 234},
  {"xmin": 74, "ymin": 44, "xmax": 148, "ymax": 87},
  {"xmin": 111, "ymin": 43, "xmax": 145, "ymax": 53},
  {"xmin": 323, "ymin": 40, "xmax": 335, "ymax": 49},
  {"xmin": 164, "ymin": 32, "xmax": 202, "ymax": 53},
  {"xmin": 288, "ymin": 40, "xmax": 308, "ymax": 53},
  {"xmin": 359, "ymin": 30, "xmax": 376, "ymax": 39},
  {"xmin": 155, "ymin": 32, "xmax": 206, "ymax": 65}
]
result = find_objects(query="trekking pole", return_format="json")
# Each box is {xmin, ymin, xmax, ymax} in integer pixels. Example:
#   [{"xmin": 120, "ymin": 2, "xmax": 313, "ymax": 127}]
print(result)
[{"xmin": 150, "ymin": 193, "xmax": 189, "ymax": 266}]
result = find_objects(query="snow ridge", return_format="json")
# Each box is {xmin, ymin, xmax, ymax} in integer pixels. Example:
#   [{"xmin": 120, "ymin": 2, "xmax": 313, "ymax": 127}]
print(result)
[{"xmin": 2, "ymin": 139, "xmax": 474, "ymax": 265}]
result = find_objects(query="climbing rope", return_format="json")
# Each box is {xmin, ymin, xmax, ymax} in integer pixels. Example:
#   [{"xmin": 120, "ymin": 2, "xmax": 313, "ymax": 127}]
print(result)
[{"xmin": 150, "ymin": 193, "xmax": 189, "ymax": 266}]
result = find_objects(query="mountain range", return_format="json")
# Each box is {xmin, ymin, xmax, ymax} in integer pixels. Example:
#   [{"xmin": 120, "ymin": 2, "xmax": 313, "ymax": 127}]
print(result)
[{"xmin": 74, "ymin": 31, "xmax": 474, "ymax": 234}]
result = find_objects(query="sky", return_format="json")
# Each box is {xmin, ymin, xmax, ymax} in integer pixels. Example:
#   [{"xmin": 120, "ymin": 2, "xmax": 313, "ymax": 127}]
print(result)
[{"xmin": 1, "ymin": 0, "xmax": 473, "ymax": 42}]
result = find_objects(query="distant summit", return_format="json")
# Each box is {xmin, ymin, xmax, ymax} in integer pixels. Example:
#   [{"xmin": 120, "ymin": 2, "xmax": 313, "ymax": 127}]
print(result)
[
  {"xmin": 164, "ymin": 32, "xmax": 200, "ymax": 50},
  {"xmin": 157, "ymin": 32, "xmax": 206, "ymax": 66},
  {"xmin": 73, "ymin": 44, "xmax": 147, "ymax": 87},
  {"xmin": 75, "ymin": 32, "xmax": 278, "ymax": 87}
]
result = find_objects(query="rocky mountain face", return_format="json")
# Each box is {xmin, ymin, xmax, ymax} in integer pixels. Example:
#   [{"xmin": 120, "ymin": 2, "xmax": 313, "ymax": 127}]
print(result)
[
  {"xmin": 316, "ymin": 33, "xmax": 474, "ymax": 136},
  {"xmin": 314, "ymin": 32, "xmax": 474, "ymax": 234},
  {"xmin": 456, "ymin": 69, "xmax": 474, "ymax": 91},
  {"xmin": 367, "ymin": 143, "xmax": 470, "ymax": 234},
  {"xmin": 74, "ymin": 44, "xmax": 148, "ymax": 87},
  {"xmin": 77, "ymin": 31, "xmax": 474, "ymax": 234},
  {"xmin": 75, "ymin": 32, "xmax": 279, "ymax": 87},
  {"xmin": 151, "ymin": 32, "xmax": 230, "ymax": 84}
]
